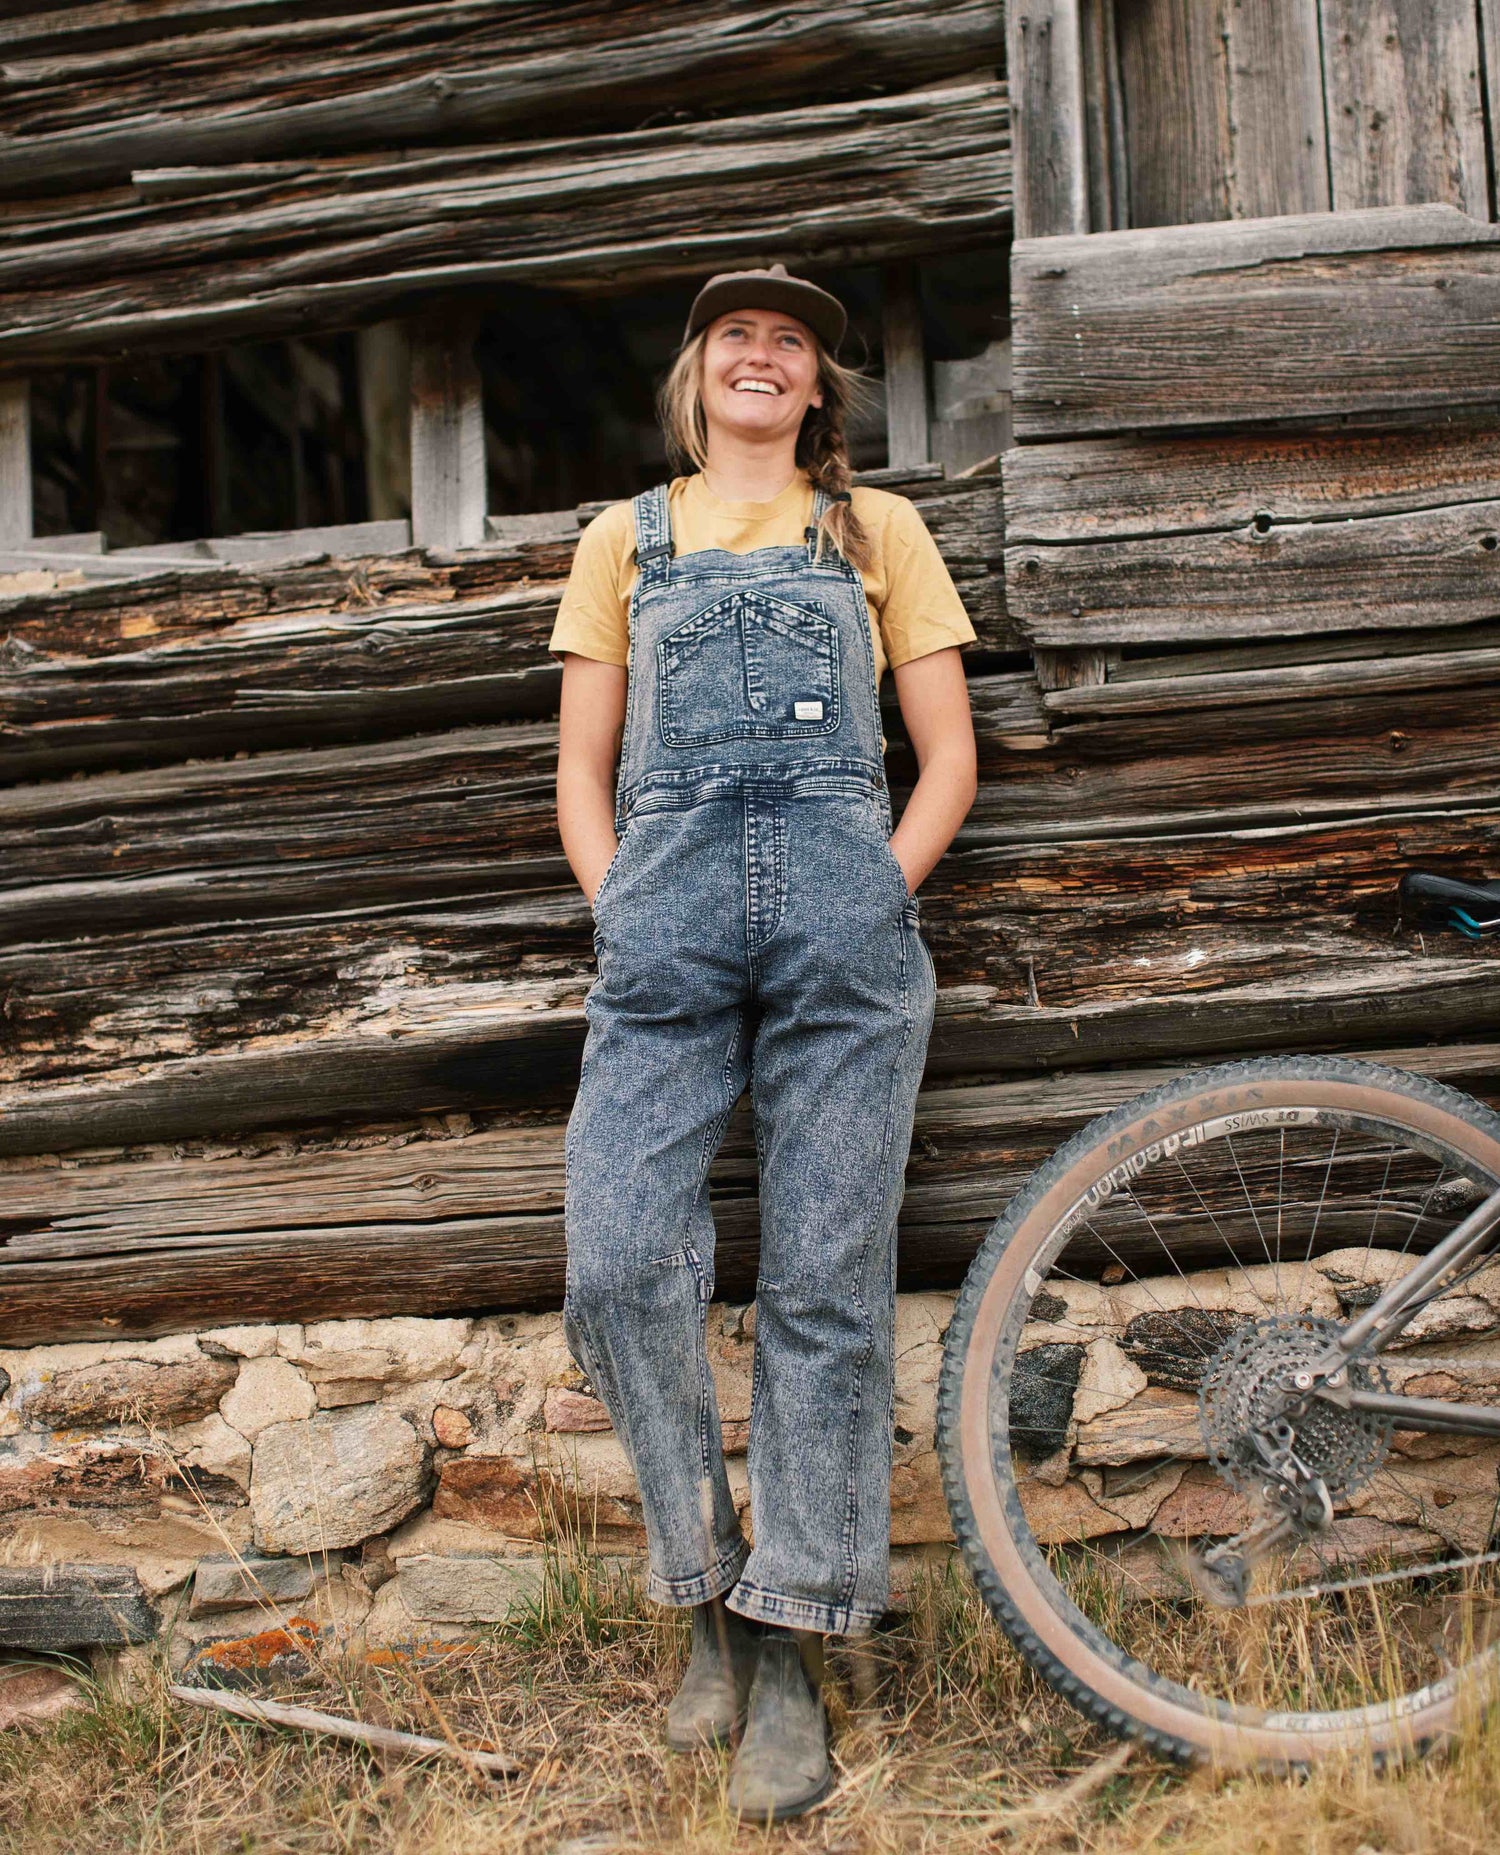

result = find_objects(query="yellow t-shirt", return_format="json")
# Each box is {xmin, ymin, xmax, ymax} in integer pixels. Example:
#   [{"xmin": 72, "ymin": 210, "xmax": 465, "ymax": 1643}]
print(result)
[{"xmin": 548, "ymin": 470, "xmax": 977, "ymax": 682}]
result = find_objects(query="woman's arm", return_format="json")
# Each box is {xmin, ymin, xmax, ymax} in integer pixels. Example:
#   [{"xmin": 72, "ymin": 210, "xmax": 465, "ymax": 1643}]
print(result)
[
  {"xmin": 887, "ymin": 645, "xmax": 977, "ymax": 895},
  {"xmin": 556, "ymin": 652, "xmax": 629, "ymax": 905}
]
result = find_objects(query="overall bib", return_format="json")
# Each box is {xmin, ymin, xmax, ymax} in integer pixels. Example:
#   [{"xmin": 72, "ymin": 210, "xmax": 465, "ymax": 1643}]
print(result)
[{"xmin": 563, "ymin": 483, "xmax": 937, "ymax": 1635}]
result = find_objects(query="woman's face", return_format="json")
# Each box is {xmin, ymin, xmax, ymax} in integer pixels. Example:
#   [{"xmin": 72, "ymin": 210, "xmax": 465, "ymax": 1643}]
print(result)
[{"xmin": 700, "ymin": 309, "xmax": 824, "ymax": 447}]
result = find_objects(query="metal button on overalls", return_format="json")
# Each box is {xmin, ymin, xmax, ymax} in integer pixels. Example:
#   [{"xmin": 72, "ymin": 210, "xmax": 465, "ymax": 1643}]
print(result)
[{"xmin": 563, "ymin": 482, "xmax": 937, "ymax": 1636}]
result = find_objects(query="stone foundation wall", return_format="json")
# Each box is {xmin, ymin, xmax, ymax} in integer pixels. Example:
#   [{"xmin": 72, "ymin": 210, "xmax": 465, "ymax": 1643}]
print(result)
[{"xmin": 0, "ymin": 1295, "xmax": 957, "ymax": 1665}]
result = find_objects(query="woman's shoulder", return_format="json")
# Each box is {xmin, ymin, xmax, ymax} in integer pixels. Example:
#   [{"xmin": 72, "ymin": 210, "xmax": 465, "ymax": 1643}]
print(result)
[{"xmin": 847, "ymin": 483, "xmax": 933, "ymax": 548}]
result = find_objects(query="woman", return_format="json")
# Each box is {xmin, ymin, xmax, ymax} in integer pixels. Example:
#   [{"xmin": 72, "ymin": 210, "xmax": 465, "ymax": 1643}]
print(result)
[{"xmin": 549, "ymin": 263, "xmax": 977, "ymax": 1821}]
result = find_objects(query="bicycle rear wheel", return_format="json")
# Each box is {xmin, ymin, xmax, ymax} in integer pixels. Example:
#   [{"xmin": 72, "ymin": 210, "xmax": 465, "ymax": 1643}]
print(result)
[{"xmin": 937, "ymin": 1057, "xmax": 1500, "ymax": 1766}]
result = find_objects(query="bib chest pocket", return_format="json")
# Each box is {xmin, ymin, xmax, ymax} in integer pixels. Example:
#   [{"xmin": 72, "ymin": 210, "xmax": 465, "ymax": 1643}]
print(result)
[{"xmin": 657, "ymin": 591, "xmax": 840, "ymax": 749}]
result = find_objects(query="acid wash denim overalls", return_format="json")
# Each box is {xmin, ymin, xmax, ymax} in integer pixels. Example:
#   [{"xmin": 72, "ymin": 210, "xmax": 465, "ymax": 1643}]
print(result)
[{"xmin": 563, "ymin": 482, "xmax": 937, "ymax": 1636}]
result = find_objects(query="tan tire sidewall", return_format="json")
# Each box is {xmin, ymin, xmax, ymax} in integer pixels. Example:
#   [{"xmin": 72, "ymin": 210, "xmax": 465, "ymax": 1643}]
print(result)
[{"xmin": 957, "ymin": 1070, "xmax": 1500, "ymax": 1765}]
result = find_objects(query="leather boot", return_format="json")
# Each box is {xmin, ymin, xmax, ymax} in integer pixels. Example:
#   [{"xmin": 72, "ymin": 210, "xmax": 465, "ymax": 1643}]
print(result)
[
  {"xmin": 726, "ymin": 1629, "xmax": 832, "ymax": 1822},
  {"xmin": 664, "ymin": 1598, "xmax": 759, "ymax": 1751}
]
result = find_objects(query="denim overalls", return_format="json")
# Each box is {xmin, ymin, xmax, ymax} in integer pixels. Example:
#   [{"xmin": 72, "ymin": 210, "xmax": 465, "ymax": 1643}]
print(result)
[{"xmin": 563, "ymin": 482, "xmax": 937, "ymax": 1636}]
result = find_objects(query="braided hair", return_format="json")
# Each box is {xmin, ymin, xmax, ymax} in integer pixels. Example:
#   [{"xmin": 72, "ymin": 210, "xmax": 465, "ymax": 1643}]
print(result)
[{"xmin": 657, "ymin": 329, "xmax": 874, "ymax": 571}]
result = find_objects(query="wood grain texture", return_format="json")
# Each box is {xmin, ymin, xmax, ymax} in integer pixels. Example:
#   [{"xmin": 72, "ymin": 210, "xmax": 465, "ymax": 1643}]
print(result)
[
  {"xmin": 881, "ymin": 264, "xmax": 931, "ymax": 469},
  {"xmin": 1003, "ymin": 423, "xmax": 1500, "ymax": 543},
  {"xmin": 1320, "ymin": 0, "xmax": 1489, "ymax": 216},
  {"xmin": 0, "ymin": 85, "xmax": 1012, "ymax": 369},
  {"xmin": 0, "ymin": 0, "xmax": 1007, "ymax": 197},
  {"xmin": 1011, "ymin": 205, "xmax": 1500, "ymax": 437},
  {"xmin": 1005, "ymin": 497, "xmax": 1500, "ymax": 644},
  {"xmin": 3, "ymin": 799, "xmax": 1497, "ymax": 1143},
  {"xmin": 9, "ymin": 1043, "xmax": 1500, "ymax": 1342},
  {"xmin": 0, "ymin": 379, "xmax": 31, "ymax": 546},
  {"xmin": 1007, "ymin": 0, "xmax": 1088, "ymax": 237},
  {"xmin": 1114, "ymin": 0, "xmax": 1327, "ymax": 226},
  {"xmin": 409, "ymin": 318, "xmax": 485, "ymax": 551},
  {"xmin": 0, "ymin": 479, "xmax": 1011, "ymax": 777}
]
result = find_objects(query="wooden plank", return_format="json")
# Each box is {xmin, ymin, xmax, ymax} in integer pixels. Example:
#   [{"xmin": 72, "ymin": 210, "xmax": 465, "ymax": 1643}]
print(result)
[
  {"xmin": 409, "ymin": 316, "xmax": 485, "ymax": 552},
  {"xmin": 0, "ymin": 0, "xmax": 1008, "ymax": 197},
  {"xmin": 1005, "ymin": 498, "xmax": 1500, "ymax": 645},
  {"xmin": 1113, "ymin": 0, "xmax": 1328, "ymax": 226},
  {"xmin": 1114, "ymin": 0, "xmax": 1229, "ymax": 225},
  {"xmin": 1040, "ymin": 644, "xmax": 1500, "ymax": 714},
  {"xmin": 1012, "ymin": 205, "xmax": 1500, "ymax": 438},
  {"xmin": 0, "ymin": 479, "xmax": 1013, "ymax": 777},
  {"xmin": 1320, "ymin": 0, "xmax": 1489, "ymax": 216},
  {"xmin": 0, "ymin": 952, "xmax": 1495, "ymax": 1170},
  {"xmin": 1003, "ymin": 424, "xmax": 1500, "ymax": 544},
  {"xmin": 0, "ymin": 1567, "xmax": 155, "ymax": 1648},
  {"xmin": 4, "ymin": 784, "xmax": 1498, "ymax": 1148},
  {"xmin": 1007, "ymin": 0, "xmax": 1088, "ymax": 237},
  {"xmin": 1484, "ymin": 4, "xmax": 1500, "ymax": 219},
  {"xmin": 881, "ymin": 264, "xmax": 930, "ymax": 469},
  {"xmin": 0, "ymin": 86, "xmax": 1012, "ymax": 370},
  {"xmin": 1078, "ymin": 0, "xmax": 1126, "ymax": 232},
  {"xmin": 9, "ymin": 1041, "xmax": 1500, "ymax": 1342},
  {"xmin": 1223, "ymin": 0, "xmax": 1329, "ymax": 218},
  {"xmin": 0, "ymin": 379, "xmax": 31, "ymax": 546}
]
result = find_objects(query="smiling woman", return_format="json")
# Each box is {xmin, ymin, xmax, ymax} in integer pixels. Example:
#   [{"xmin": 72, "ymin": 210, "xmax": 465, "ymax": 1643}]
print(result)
[{"xmin": 549, "ymin": 262, "xmax": 978, "ymax": 1823}]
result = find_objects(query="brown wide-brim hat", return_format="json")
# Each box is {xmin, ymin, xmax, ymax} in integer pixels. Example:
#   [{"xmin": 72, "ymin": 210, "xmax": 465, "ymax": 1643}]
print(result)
[{"xmin": 685, "ymin": 262, "xmax": 847, "ymax": 353}]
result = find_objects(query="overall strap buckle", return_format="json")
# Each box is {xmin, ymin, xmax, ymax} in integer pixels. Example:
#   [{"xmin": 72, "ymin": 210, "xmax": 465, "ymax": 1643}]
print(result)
[{"xmin": 632, "ymin": 484, "xmax": 674, "ymax": 581}]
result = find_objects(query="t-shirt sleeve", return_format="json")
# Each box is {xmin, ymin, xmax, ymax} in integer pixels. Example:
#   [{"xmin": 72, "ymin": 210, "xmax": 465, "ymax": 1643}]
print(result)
[
  {"xmin": 547, "ymin": 503, "xmax": 633, "ymax": 665},
  {"xmin": 874, "ymin": 495, "xmax": 979, "ymax": 669}
]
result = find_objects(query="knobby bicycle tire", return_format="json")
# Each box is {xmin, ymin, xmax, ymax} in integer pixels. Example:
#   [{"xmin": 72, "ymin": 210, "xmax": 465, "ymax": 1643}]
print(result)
[{"xmin": 937, "ymin": 1056, "xmax": 1500, "ymax": 1767}]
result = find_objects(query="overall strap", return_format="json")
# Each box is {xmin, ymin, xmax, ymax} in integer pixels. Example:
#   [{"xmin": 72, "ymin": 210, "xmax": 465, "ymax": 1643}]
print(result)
[
  {"xmin": 632, "ymin": 483, "xmax": 674, "ymax": 585},
  {"xmin": 804, "ymin": 486, "xmax": 834, "ymax": 561}
]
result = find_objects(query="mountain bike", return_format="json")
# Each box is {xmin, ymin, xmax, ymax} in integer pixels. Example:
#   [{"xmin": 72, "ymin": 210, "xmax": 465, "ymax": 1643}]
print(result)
[{"xmin": 937, "ymin": 1055, "xmax": 1500, "ymax": 1766}]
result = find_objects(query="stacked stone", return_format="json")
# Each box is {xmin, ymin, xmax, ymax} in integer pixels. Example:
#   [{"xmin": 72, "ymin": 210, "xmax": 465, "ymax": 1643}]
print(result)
[{"xmin": 0, "ymin": 1296, "xmax": 958, "ymax": 1664}]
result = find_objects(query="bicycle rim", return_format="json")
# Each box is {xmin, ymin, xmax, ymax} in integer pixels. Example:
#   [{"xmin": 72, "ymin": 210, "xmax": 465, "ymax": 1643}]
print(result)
[{"xmin": 937, "ymin": 1057, "xmax": 1500, "ymax": 1766}]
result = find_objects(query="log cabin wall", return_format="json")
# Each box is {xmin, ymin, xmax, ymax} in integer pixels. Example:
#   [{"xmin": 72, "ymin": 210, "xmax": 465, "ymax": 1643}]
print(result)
[{"xmin": 1, "ymin": 0, "xmax": 1498, "ymax": 1351}]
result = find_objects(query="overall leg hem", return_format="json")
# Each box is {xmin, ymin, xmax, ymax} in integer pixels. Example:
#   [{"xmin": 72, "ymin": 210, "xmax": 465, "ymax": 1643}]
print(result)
[
  {"xmin": 646, "ymin": 1536, "xmax": 751, "ymax": 1609},
  {"xmin": 724, "ymin": 1579, "xmax": 882, "ymax": 1639}
]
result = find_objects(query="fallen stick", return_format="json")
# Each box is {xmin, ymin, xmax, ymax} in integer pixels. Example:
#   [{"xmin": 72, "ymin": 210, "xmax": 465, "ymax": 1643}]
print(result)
[{"xmin": 169, "ymin": 1683, "xmax": 520, "ymax": 1778}]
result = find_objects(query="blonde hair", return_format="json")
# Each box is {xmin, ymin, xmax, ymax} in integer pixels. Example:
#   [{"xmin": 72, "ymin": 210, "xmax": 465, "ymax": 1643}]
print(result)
[{"xmin": 656, "ymin": 327, "xmax": 874, "ymax": 570}]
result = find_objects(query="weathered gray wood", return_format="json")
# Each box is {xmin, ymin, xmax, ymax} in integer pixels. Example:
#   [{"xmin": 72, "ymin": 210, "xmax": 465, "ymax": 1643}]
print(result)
[
  {"xmin": 0, "ymin": 1566, "xmax": 155, "ymax": 1648},
  {"xmin": 1012, "ymin": 205, "xmax": 1500, "ymax": 438},
  {"xmin": 1320, "ymin": 0, "xmax": 1489, "ymax": 216},
  {"xmin": 5, "ymin": 1039, "xmax": 1499, "ymax": 1342},
  {"xmin": 0, "ymin": 479, "xmax": 1012, "ymax": 777},
  {"xmin": 1484, "ymin": 5, "xmax": 1500, "ymax": 216},
  {"xmin": 1006, "ymin": 497, "xmax": 1500, "ymax": 644},
  {"xmin": 0, "ymin": 0, "xmax": 1008, "ymax": 197},
  {"xmin": 1003, "ymin": 424, "xmax": 1500, "ymax": 544},
  {"xmin": 930, "ymin": 339, "xmax": 1011, "ymax": 476},
  {"xmin": 1113, "ymin": 0, "xmax": 1328, "ymax": 226},
  {"xmin": 0, "ymin": 378, "xmax": 31, "ymax": 545},
  {"xmin": 1078, "ymin": 0, "xmax": 1126, "ymax": 231},
  {"xmin": 170, "ymin": 1685, "xmax": 520, "ymax": 1778},
  {"xmin": 881, "ymin": 264, "xmax": 930, "ymax": 469},
  {"xmin": 1007, "ymin": 0, "xmax": 1088, "ymax": 237},
  {"xmin": 1114, "ymin": 0, "xmax": 1229, "ymax": 225},
  {"xmin": 409, "ymin": 317, "xmax": 485, "ymax": 551},
  {"xmin": 1221, "ymin": 0, "xmax": 1329, "ymax": 219},
  {"xmin": 1040, "ymin": 644, "xmax": 1500, "ymax": 715},
  {"xmin": 0, "ymin": 86, "xmax": 1012, "ymax": 370}
]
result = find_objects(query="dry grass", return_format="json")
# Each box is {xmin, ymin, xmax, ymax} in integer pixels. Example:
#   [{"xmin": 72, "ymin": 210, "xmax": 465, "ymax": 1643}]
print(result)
[{"xmin": 3, "ymin": 1547, "xmax": 1499, "ymax": 1854}]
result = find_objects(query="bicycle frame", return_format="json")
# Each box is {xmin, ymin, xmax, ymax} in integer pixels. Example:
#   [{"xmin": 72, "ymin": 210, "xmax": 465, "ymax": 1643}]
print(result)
[{"xmin": 1310, "ymin": 1178, "xmax": 1500, "ymax": 1440}]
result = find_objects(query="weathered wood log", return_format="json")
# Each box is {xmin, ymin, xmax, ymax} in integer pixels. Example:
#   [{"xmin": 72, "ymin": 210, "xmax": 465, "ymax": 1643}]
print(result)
[
  {"xmin": 1007, "ymin": 501, "xmax": 1500, "ymax": 646},
  {"xmin": 1011, "ymin": 205, "xmax": 1500, "ymax": 439},
  {"xmin": 0, "ymin": 85, "xmax": 1010, "ymax": 368},
  {"xmin": 0, "ymin": 380, "xmax": 30, "ymax": 546},
  {"xmin": 0, "ymin": 0, "xmax": 1006, "ymax": 197},
  {"xmin": 1320, "ymin": 0, "xmax": 1489, "ymax": 218},
  {"xmin": 5, "ymin": 1043, "xmax": 1498, "ymax": 1343},
  {"xmin": 0, "ymin": 480, "xmax": 1011, "ymax": 776},
  {"xmin": 1003, "ymin": 424, "xmax": 1500, "ymax": 546},
  {"xmin": 1006, "ymin": 0, "xmax": 1087, "ymax": 239},
  {"xmin": 1, "ymin": 946, "xmax": 1497, "ymax": 1161},
  {"xmin": 1113, "ymin": 0, "xmax": 1327, "ymax": 226},
  {"xmin": 1039, "ymin": 643, "xmax": 1500, "ymax": 714},
  {"xmin": 0, "ymin": 1565, "xmax": 156, "ymax": 1648}
]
